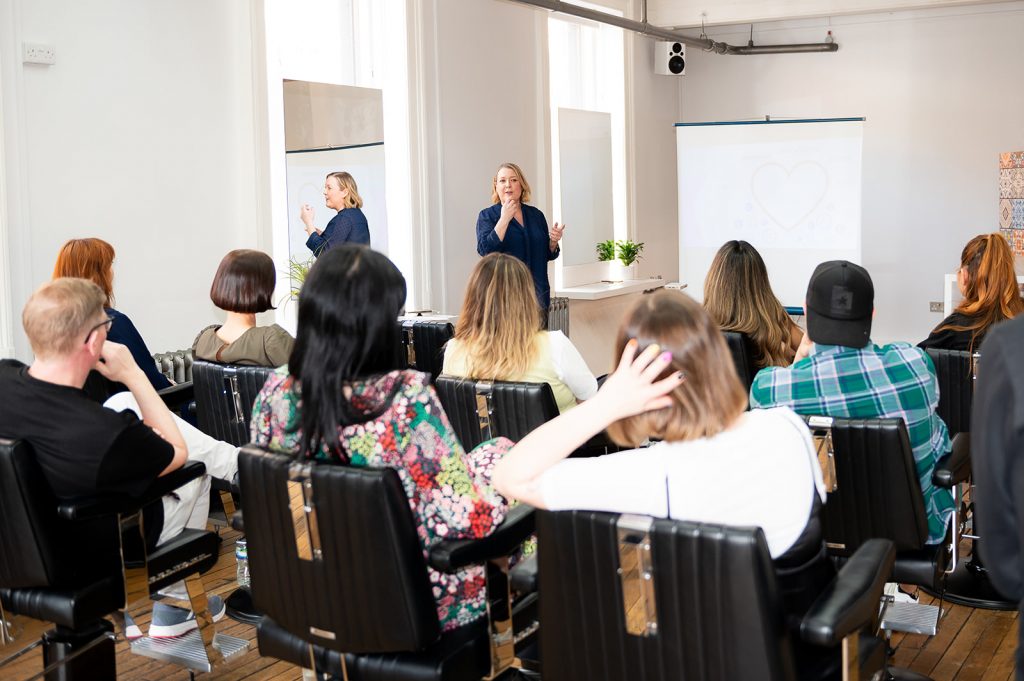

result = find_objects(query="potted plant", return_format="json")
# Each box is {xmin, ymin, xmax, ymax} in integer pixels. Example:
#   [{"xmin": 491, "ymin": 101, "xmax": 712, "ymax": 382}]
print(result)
[
  {"xmin": 596, "ymin": 239, "xmax": 617, "ymax": 262},
  {"xmin": 285, "ymin": 255, "xmax": 315, "ymax": 301},
  {"xmin": 617, "ymin": 240, "xmax": 645, "ymax": 268}
]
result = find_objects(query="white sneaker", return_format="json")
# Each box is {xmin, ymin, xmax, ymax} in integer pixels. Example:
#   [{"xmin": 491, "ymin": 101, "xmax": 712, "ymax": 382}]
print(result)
[{"xmin": 147, "ymin": 595, "xmax": 226, "ymax": 639}]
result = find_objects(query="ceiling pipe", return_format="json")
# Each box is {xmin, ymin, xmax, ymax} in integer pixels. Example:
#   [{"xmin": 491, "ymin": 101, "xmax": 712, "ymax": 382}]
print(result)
[{"xmin": 504, "ymin": 0, "xmax": 839, "ymax": 55}]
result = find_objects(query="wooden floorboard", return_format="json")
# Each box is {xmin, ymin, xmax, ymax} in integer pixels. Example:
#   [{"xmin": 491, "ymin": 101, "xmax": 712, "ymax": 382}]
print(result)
[{"xmin": 4, "ymin": 525, "xmax": 1019, "ymax": 680}]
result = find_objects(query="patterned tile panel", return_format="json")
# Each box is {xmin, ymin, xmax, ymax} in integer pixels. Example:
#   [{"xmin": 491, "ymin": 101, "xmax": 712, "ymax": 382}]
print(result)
[{"xmin": 1000, "ymin": 151, "xmax": 1024, "ymax": 255}]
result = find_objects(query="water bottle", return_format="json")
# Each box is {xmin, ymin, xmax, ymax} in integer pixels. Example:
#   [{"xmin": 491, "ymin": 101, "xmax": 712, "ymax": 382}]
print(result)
[{"xmin": 235, "ymin": 538, "xmax": 250, "ymax": 588}]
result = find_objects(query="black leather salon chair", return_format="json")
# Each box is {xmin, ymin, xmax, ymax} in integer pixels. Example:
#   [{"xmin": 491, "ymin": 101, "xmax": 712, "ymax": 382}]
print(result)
[
  {"xmin": 531, "ymin": 509, "xmax": 894, "ymax": 681},
  {"xmin": 923, "ymin": 348, "xmax": 974, "ymax": 438},
  {"xmin": 237, "ymin": 445, "xmax": 537, "ymax": 680},
  {"xmin": 0, "ymin": 438, "xmax": 238, "ymax": 680},
  {"xmin": 805, "ymin": 416, "xmax": 969, "ymax": 653},
  {"xmin": 723, "ymin": 330, "xmax": 759, "ymax": 393},
  {"xmin": 400, "ymin": 319, "xmax": 454, "ymax": 383},
  {"xmin": 192, "ymin": 359, "xmax": 275, "ymax": 447}
]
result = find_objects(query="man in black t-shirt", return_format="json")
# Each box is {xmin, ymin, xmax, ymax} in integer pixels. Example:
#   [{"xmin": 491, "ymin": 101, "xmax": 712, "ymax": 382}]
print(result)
[{"xmin": 0, "ymin": 278, "xmax": 219, "ymax": 639}]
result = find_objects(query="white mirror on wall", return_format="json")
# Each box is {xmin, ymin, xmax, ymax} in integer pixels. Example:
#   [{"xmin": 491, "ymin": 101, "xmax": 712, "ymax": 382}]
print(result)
[
  {"xmin": 283, "ymin": 80, "xmax": 388, "ymax": 264},
  {"xmin": 557, "ymin": 107, "xmax": 614, "ymax": 268}
]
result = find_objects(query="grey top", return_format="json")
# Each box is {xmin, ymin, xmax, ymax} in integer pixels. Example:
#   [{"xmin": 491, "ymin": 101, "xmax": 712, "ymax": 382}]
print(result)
[{"xmin": 192, "ymin": 324, "xmax": 294, "ymax": 368}]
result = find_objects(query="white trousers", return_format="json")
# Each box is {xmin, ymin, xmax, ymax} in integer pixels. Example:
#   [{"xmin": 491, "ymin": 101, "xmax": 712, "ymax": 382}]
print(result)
[{"xmin": 102, "ymin": 392, "xmax": 239, "ymax": 548}]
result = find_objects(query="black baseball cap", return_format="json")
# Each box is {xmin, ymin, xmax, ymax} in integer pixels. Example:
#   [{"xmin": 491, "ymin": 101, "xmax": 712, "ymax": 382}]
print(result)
[{"xmin": 805, "ymin": 260, "xmax": 874, "ymax": 348}]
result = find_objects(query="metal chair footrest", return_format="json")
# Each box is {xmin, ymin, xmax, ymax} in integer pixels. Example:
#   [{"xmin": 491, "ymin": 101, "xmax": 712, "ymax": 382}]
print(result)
[
  {"xmin": 129, "ymin": 631, "xmax": 249, "ymax": 672},
  {"xmin": 880, "ymin": 602, "xmax": 941, "ymax": 636}
]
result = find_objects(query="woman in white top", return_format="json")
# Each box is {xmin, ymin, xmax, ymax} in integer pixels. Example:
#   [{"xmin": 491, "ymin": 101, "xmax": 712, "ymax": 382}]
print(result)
[
  {"xmin": 493, "ymin": 289, "xmax": 824, "ymax": 559},
  {"xmin": 443, "ymin": 253, "xmax": 596, "ymax": 413}
]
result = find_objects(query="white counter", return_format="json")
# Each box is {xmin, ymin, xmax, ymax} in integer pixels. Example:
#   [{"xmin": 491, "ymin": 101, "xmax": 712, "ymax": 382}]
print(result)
[{"xmin": 554, "ymin": 278, "xmax": 667, "ymax": 301}]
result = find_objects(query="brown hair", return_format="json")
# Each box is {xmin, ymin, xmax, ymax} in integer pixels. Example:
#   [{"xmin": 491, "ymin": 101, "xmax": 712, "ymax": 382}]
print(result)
[
  {"xmin": 607, "ymin": 290, "xmax": 747, "ymax": 447},
  {"xmin": 326, "ymin": 171, "xmax": 363, "ymax": 209},
  {"xmin": 23, "ymin": 278, "xmax": 107, "ymax": 358},
  {"xmin": 703, "ymin": 240, "xmax": 794, "ymax": 368},
  {"xmin": 452, "ymin": 253, "xmax": 542, "ymax": 379},
  {"xmin": 52, "ymin": 238, "xmax": 115, "ymax": 307},
  {"xmin": 935, "ymin": 232, "xmax": 1024, "ymax": 350},
  {"xmin": 210, "ymin": 249, "xmax": 277, "ymax": 313},
  {"xmin": 490, "ymin": 162, "xmax": 532, "ymax": 204}
]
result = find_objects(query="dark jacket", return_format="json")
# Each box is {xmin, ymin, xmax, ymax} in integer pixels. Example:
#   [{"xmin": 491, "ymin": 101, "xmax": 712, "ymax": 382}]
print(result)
[{"xmin": 476, "ymin": 203, "xmax": 559, "ymax": 310}]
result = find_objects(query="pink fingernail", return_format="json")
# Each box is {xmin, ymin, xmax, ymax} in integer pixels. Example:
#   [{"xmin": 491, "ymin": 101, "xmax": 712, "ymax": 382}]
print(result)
[{"xmin": 660, "ymin": 351, "xmax": 672, "ymax": 362}]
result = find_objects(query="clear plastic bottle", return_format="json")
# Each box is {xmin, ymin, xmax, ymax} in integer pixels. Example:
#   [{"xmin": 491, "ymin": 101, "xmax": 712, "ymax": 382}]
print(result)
[{"xmin": 235, "ymin": 538, "xmax": 250, "ymax": 587}]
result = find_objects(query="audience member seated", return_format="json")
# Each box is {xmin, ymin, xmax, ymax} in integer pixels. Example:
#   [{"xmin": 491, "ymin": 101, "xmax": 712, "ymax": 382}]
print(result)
[
  {"xmin": 919, "ymin": 232, "xmax": 1023, "ymax": 352},
  {"xmin": 250, "ymin": 245, "xmax": 514, "ymax": 632},
  {"xmin": 443, "ymin": 252, "xmax": 596, "ymax": 413},
  {"xmin": 0, "ymin": 278, "xmax": 235, "ymax": 638},
  {"xmin": 493, "ymin": 290, "xmax": 829, "ymax": 620},
  {"xmin": 972, "ymin": 314, "xmax": 1024, "ymax": 670},
  {"xmin": 750, "ymin": 260, "xmax": 953, "ymax": 546},
  {"xmin": 53, "ymin": 237, "xmax": 171, "ymax": 392},
  {"xmin": 192, "ymin": 249, "xmax": 294, "ymax": 366},
  {"xmin": 703, "ymin": 239, "xmax": 802, "ymax": 368}
]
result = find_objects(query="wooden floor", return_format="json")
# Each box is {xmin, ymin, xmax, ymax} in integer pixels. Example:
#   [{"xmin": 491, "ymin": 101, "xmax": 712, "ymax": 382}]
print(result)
[{"xmin": 5, "ymin": 526, "xmax": 1020, "ymax": 681}]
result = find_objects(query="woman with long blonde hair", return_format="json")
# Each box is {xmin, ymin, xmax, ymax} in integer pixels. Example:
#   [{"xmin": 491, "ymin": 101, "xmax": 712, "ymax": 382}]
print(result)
[
  {"xmin": 921, "ymin": 232, "xmax": 1024, "ymax": 352},
  {"xmin": 443, "ymin": 253, "xmax": 596, "ymax": 413},
  {"xmin": 703, "ymin": 240, "xmax": 802, "ymax": 368}
]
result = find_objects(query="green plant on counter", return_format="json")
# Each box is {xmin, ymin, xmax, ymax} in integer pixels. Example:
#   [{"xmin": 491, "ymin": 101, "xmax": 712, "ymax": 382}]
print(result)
[
  {"xmin": 617, "ymin": 240, "xmax": 645, "ymax": 267},
  {"xmin": 596, "ymin": 239, "xmax": 618, "ymax": 262},
  {"xmin": 286, "ymin": 255, "xmax": 315, "ymax": 300}
]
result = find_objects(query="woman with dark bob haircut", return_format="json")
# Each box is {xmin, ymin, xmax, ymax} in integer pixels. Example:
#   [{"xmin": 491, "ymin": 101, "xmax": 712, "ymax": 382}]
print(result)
[
  {"xmin": 193, "ymin": 249, "xmax": 294, "ymax": 367},
  {"xmin": 250, "ymin": 245, "xmax": 514, "ymax": 631}
]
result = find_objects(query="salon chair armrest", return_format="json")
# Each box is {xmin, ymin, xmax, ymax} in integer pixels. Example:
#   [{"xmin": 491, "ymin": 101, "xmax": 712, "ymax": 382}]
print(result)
[
  {"xmin": 158, "ymin": 381, "xmax": 194, "ymax": 412},
  {"xmin": 231, "ymin": 511, "xmax": 245, "ymax": 533},
  {"xmin": 510, "ymin": 554, "xmax": 538, "ymax": 593},
  {"xmin": 933, "ymin": 432, "xmax": 970, "ymax": 488},
  {"xmin": 428, "ymin": 504, "xmax": 535, "ymax": 573},
  {"xmin": 800, "ymin": 538, "xmax": 895, "ymax": 647},
  {"xmin": 57, "ymin": 461, "xmax": 208, "ymax": 520}
]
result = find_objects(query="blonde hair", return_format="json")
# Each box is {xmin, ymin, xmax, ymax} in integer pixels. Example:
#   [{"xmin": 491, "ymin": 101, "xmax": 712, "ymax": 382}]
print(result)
[
  {"xmin": 703, "ymin": 240, "xmax": 793, "ymax": 368},
  {"xmin": 490, "ymin": 162, "xmax": 532, "ymax": 204},
  {"xmin": 326, "ymin": 171, "xmax": 363, "ymax": 209},
  {"xmin": 23, "ymin": 278, "xmax": 107, "ymax": 358},
  {"xmin": 453, "ymin": 253, "xmax": 542, "ymax": 379},
  {"xmin": 936, "ymin": 232, "xmax": 1024, "ymax": 350},
  {"xmin": 607, "ymin": 290, "xmax": 747, "ymax": 447}
]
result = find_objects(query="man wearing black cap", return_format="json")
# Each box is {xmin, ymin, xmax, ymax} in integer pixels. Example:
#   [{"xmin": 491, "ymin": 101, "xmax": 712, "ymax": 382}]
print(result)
[{"xmin": 750, "ymin": 260, "xmax": 954, "ymax": 545}]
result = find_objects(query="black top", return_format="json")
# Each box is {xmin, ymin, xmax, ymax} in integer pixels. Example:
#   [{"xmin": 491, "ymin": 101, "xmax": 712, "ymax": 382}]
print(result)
[
  {"xmin": 305, "ymin": 207, "xmax": 371, "ymax": 256},
  {"xmin": 972, "ymin": 316, "xmax": 1024, "ymax": 675},
  {"xmin": 919, "ymin": 311, "xmax": 986, "ymax": 352},
  {"xmin": 107, "ymin": 307, "xmax": 172, "ymax": 391},
  {"xmin": 0, "ymin": 360, "xmax": 174, "ymax": 500}
]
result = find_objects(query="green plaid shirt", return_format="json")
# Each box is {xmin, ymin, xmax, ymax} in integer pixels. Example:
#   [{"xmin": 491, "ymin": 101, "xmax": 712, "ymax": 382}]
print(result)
[{"xmin": 750, "ymin": 342, "xmax": 953, "ymax": 544}]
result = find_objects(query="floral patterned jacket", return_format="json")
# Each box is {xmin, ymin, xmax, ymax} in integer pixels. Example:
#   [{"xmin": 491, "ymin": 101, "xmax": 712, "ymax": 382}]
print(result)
[{"xmin": 250, "ymin": 367, "xmax": 512, "ymax": 631}]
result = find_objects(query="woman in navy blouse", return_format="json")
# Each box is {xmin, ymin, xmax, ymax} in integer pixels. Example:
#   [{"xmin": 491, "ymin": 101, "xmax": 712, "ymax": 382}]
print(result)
[
  {"xmin": 476, "ymin": 162, "xmax": 564, "ymax": 312},
  {"xmin": 300, "ymin": 171, "xmax": 370, "ymax": 257}
]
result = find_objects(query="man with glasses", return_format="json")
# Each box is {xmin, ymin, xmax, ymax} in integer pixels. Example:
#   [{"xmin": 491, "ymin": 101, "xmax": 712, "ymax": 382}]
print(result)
[{"xmin": 0, "ymin": 277, "xmax": 231, "ymax": 638}]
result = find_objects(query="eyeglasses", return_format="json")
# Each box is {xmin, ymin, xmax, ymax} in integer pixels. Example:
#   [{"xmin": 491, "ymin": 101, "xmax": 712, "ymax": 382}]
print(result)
[{"xmin": 84, "ymin": 315, "xmax": 114, "ymax": 344}]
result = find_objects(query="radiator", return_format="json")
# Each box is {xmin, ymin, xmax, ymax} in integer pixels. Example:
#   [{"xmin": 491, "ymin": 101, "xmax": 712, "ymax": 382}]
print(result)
[
  {"xmin": 152, "ymin": 349, "xmax": 194, "ymax": 384},
  {"xmin": 548, "ymin": 297, "xmax": 570, "ymax": 336}
]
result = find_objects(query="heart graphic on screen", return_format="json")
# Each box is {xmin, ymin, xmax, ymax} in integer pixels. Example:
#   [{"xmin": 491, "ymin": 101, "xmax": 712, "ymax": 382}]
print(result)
[{"xmin": 750, "ymin": 161, "xmax": 829, "ymax": 231}]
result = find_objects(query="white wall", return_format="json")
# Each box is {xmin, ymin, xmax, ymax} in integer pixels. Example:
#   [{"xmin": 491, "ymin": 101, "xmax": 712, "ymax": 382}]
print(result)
[
  {"xmin": 0, "ymin": 0, "xmax": 258, "ymax": 361},
  {"xmin": 679, "ymin": 2, "xmax": 1024, "ymax": 343},
  {"xmin": 412, "ymin": 0, "xmax": 679, "ymax": 313}
]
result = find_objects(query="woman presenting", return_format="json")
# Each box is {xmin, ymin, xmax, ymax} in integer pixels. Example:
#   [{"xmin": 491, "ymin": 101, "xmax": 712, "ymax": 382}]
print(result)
[
  {"xmin": 476, "ymin": 162, "xmax": 564, "ymax": 312},
  {"xmin": 300, "ymin": 171, "xmax": 370, "ymax": 257}
]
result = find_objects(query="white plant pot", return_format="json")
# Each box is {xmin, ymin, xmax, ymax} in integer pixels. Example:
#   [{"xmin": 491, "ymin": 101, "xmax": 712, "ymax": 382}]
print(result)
[{"xmin": 604, "ymin": 261, "xmax": 635, "ymax": 282}]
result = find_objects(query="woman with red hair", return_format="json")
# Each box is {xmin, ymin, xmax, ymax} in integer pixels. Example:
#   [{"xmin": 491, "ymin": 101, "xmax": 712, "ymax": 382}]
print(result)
[{"xmin": 53, "ymin": 238, "xmax": 172, "ymax": 391}]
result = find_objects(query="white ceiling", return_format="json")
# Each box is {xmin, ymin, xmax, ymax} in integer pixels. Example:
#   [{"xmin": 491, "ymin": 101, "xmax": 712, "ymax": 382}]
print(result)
[{"xmin": 647, "ymin": 0, "xmax": 1021, "ymax": 28}]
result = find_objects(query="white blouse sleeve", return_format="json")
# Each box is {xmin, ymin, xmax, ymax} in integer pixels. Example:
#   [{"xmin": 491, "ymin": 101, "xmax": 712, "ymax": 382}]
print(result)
[
  {"xmin": 540, "ymin": 448, "xmax": 668, "ymax": 517},
  {"xmin": 548, "ymin": 331, "xmax": 598, "ymax": 401}
]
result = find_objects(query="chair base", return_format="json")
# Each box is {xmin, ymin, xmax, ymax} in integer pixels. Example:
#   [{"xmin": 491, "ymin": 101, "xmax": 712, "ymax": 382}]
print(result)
[
  {"xmin": 885, "ymin": 667, "xmax": 934, "ymax": 681},
  {"xmin": 921, "ymin": 559, "xmax": 1016, "ymax": 611},
  {"xmin": 130, "ymin": 630, "xmax": 249, "ymax": 673},
  {"xmin": 42, "ymin": 621, "xmax": 116, "ymax": 681},
  {"xmin": 224, "ymin": 587, "xmax": 262, "ymax": 625}
]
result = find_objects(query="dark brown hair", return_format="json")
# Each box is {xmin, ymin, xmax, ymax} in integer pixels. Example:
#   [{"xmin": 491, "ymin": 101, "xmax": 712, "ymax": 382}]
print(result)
[
  {"xmin": 209, "ymin": 249, "xmax": 277, "ymax": 313},
  {"xmin": 607, "ymin": 290, "xmax": 748, "ymax": 447}
]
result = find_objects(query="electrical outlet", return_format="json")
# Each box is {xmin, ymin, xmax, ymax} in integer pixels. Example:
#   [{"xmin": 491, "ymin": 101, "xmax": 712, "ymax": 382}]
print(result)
[
  {"xmin": 929, "ymin": 301, "xmax": 944, "ymax": 313},
  {"xmin": 22, "ymin": 43, "xmax": 55, "ymax": 65}
]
